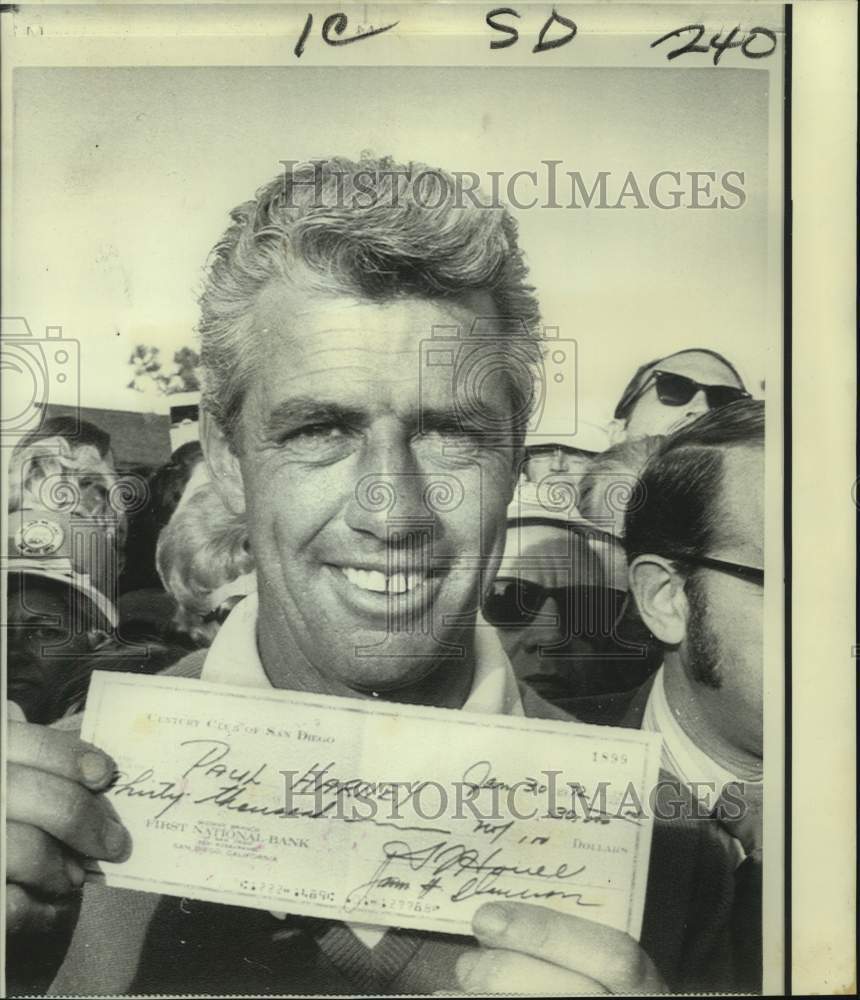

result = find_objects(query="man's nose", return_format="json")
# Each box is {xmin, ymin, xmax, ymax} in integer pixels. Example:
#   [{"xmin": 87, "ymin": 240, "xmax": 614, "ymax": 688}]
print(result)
[
  {"xmin": 344, "ymin": 435, "xmax": 430, "ymax": 539},
  {"xmin": 522, "ymin": 597, "xmax": 564, "ymax": 652},
  {"xmin": 685, "ymin": 389, "xmax": 710, "ymax": 418},
  {"xmin": 550, "ymin": 448, "xmax": 569, "ymax": 472}
]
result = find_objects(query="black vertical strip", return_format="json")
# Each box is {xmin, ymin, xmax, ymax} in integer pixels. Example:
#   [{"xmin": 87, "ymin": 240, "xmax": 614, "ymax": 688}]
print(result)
[{"xmin": 782, "ymin": 4, "xmax": 793, "ymax": 996}]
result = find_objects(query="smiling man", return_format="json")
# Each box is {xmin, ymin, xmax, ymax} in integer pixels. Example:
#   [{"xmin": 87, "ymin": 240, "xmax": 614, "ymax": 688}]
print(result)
[
  {"xmin": 9, "ymin": 157, "xmax": 744, "ymax": 996},
  {"xmin": 204, "ymin": 287, "xmax": 521, "ymax": 707}
]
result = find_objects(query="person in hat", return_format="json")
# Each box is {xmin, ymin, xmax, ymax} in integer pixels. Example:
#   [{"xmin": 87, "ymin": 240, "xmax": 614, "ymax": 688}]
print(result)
[
  {"xmin": 485, "ymin": 486, "xmax": 658, "ymax": 700},
  {"xmin": 6, "ymin": 506, "xmax": 117, "ymax": 725},
  {"xmin": 8, "ymin": 425, "xmax": 127, "ymax": 601},
  {"xmin": 520, "ymin": 420, "xmax": 609, "ymax": 486},
  {"xmin": 608, "ymin": 349, "xmax": 750, "ymax": 445}
]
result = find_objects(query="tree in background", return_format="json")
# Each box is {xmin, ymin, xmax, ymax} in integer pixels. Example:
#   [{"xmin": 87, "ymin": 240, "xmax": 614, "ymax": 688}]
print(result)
[{"xmin": 127, "ymin": 345, "xmax": 201, "ymax": 395}]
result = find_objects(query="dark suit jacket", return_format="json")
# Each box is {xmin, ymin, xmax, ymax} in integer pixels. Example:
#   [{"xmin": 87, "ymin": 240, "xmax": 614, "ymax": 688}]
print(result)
[
  {"xmin": 47, "ymin": 657, "xmax": 744, "ymax": 995},
  {"xmin": 553, "ymin": 672, "xmax": 762, "ymax": 994},
  {"xmin": 552, "ymin": 673, "xmax": 657, "ymax": 728}
]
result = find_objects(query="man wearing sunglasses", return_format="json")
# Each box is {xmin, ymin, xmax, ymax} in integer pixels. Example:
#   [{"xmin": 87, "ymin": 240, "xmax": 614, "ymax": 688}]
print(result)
[
  {"xmin": 608, "ymin": 348, "xmax": 751, "ymax": 444},
  {"xmin": 484, "ymin": 492, "xmax": 659, "ymax": 698}
]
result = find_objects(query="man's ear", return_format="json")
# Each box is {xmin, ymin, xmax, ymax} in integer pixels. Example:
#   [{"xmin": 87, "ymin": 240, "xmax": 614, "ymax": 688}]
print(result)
[
  {"xmin": 627, "ymin": 555, "xmax": 688, "ymax": 646},
  {"xmin": 606, "ymin": 419, "xmax": 628, "ymax": 447},
  {"xmin": 199, "ymin": 410, "xmax": 247, "ymax": 515}
]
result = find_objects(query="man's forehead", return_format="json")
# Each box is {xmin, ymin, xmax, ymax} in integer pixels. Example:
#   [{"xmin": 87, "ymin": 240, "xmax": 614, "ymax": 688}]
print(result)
[
  {"xmin": 252, "ymin": 279, "xmax": 496, "ymax": 348},
  {"xmin": 713, "ymin": 446, "xmax": 764, "ymax": 555},
  {"xmin": 658, "ymin": 351, "xmax": 742, "ymax": 387},
  {"xmin": 247, "ymin": 280, "xmax": 505, "ymax": 413}
]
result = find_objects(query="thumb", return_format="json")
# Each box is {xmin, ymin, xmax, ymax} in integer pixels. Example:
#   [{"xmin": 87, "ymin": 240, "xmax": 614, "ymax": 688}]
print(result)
[{"xmin": 7, "ymin": 701, "xmax": 27, "ymax": 722}]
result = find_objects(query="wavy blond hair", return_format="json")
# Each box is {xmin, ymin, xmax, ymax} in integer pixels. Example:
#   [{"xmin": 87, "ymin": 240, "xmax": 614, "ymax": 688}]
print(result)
[{"xmin": 156, "ymin": 483, "xmax": 255, "ymax": 647}]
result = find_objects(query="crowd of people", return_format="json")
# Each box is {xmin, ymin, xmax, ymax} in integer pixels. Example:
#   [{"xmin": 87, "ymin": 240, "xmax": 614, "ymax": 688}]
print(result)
[
  {"xmin": 6, "ymin": 347, "xmax": 751, "ymax": 727},
  {"xmin": 6, "ymin": 156, "xmax": 764, "ymax": 995}
]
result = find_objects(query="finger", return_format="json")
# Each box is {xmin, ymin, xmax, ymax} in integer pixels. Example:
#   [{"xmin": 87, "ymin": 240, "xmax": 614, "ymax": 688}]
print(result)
[
  {"xmin": 7, "ymin": 763, "xmax": 131, "ymax": 862},
  {"xmin": 472, "ymin": 903, "xmax": 667, "ymax": 993},
  {"xmin": 457, "ymin": 948, "xmax": 607, "ymax": 995},
  {"xmin": 8, "ymin": 701, "xmax": 27, "ymax": 723},
  {"xmin": 6, "ymin": 821, "xmax": 87, "ymax": 897},
  {"xmin": 7, "ymin": 720, "xmax": 117, "ymax": 791}
]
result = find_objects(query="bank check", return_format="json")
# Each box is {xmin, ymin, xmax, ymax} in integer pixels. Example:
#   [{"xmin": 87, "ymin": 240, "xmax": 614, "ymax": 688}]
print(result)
[{"xmin": 82, "ymin": 671, "xmax": 662, "ymax": 939}]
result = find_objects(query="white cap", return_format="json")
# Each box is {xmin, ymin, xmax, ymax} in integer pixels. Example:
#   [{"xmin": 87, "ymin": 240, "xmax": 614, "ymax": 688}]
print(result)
[
  {"xmin": 7, "ymin": 559, "xmax": 119, "ymax": 628},
  {"xmin": 7, "ymin": 507, "xmax": 118, "ymax": 627},
  {"xmin": 523, "ymin": 420, "xmax": 609, "ymax": 455},
  {"xmin": 500, "ymin": 482, "xmax": 627, "ymax": 591}
]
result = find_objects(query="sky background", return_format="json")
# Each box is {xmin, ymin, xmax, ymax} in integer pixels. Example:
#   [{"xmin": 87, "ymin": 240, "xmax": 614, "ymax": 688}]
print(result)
[{"xmin": 10, "ymin": 64, "xmax": 774, "ymax": 429}]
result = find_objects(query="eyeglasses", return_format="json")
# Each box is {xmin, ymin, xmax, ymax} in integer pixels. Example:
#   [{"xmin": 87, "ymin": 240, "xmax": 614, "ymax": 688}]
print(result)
[
  {"xmin": 623, "ymin": 370, "xmax": 750, "ymax": 415},
  {"xmin": 483, "ymin": 578, "xmax": 627, "ymax": 633},
  {"xmin": 664, "ymin": 553, "xmax": 764, "ymax": 586}
]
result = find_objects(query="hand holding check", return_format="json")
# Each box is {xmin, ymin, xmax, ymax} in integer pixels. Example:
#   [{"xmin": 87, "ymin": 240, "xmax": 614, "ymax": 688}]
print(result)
[
  {"xmin": 458, "ymin": 902, "xmax": 667, "ymax": 994},
  {"xmin": 7, "ymin": 674, "xmax": 666, "ymax": 996},
  {"xmin": 5, "ymin": 706, "xmax": 131, "ymax": 934}
]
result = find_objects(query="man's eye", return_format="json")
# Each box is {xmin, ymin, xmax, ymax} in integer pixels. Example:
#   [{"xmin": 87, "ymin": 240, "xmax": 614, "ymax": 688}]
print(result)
[
  {"xmin": 282, "ymin": 424, "xmax": 355, "ymax": 457},
  {"xmin": 414, "ymin": 429, "xmax": 483, "ymax": 460},
  {"xmin": 30, "ymin": 627, "xmax": 66, "ymax": 644}
]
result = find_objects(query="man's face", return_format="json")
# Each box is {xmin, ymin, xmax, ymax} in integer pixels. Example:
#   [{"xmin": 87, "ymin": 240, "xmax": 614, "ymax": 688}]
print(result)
[
  {"xmin": 622, "ymin": 351, "xmax": 744, "ymax": 439},
  {"xmin": 231, "ymin": 283, "xmax": 518, "ymax": 697},
  {"xmin": 495, "ymin": 599, "xmax": 565, "ymax": 680},
  {"xmin": 7, "ymin": 578, "xmax": 98, "ymax": 724},
  {"xmin": 681, "ymin": 446, "xmax": 764, "ymax": 757},
  {"xmin": 522, "ymin": 446, "xmax": 592, "ymax": 484}
]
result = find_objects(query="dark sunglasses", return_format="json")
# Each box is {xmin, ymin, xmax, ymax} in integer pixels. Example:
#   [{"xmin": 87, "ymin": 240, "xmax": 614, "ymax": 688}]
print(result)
[
  {"xmin": 664, "ymin": 553, "xmax": 764, "ymax": 586},
  {"xmin": 483, "ymin": 578, "xmax": 626, "ymax": 632},
  {"xmin": 625, "ymin": 370, "xmax": 750, "ymax": 414}
]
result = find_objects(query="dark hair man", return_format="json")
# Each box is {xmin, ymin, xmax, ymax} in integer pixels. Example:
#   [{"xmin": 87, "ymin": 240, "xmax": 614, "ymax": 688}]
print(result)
[
  {"xmin": 16, "ymin": 415, "xmax": 114, "ymax": 466},
  {"xmin": 608, "ymin": 348, "xmax": 751, "ymax": 445},
  {"xmin": 565, "ymin": 399, "xmax": 766, "ymax": 990},
  {"xmin": 624, "ymin": 399, "xmax": 765, "ymax": 783},
  {"xmin": 8, "ymin": 158, "xmax": 744, "ymax": 996}
]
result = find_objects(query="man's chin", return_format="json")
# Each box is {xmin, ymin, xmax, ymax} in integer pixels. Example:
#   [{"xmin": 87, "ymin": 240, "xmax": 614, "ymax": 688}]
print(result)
[
  {"xmin": 338, "ymin": 632, "xmax": 470, "ymax": 694},
  {"xmin": 312, "ymin": 628, "xmax": 474, "ymax": 700}
]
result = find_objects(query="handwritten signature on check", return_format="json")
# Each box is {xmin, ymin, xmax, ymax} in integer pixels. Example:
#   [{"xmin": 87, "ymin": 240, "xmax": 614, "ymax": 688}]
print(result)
[{"xmin": 106, "ymin": 737, "xmax": 642, "ymax": 913}]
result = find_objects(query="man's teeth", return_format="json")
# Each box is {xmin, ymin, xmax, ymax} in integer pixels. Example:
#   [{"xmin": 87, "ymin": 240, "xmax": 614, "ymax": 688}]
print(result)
[{"xmin": 341, "ymin": 567, "xmax": 426, "ymax": 594}]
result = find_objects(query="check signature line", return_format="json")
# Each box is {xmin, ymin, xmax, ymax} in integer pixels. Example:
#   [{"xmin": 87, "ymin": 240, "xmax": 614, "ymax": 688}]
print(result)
[{"xmin": 342, "ymin": 815, "xmax": 452, "ymax": 836}]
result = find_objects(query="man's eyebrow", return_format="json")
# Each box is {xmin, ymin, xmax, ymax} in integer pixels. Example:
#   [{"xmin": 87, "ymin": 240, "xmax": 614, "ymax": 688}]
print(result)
[
  {"xmin": 263, "ymin": 398, "xmax": 367, "ymax": 436},
  {"xmin": 419, "ymin": 406, "xmax": 481, "ymax": 432},
  {"xmin": 419, "ymin": 404, "xmax": 509, "ymax": 432}
]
